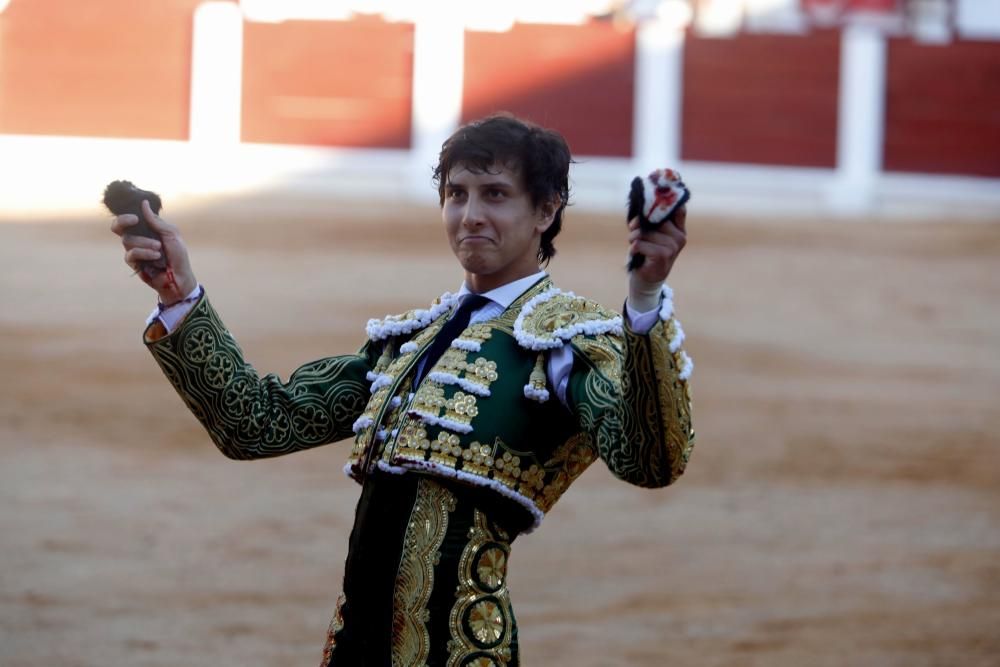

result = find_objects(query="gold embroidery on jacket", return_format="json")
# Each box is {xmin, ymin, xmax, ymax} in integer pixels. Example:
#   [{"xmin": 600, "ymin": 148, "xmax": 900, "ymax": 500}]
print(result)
[
  {"xmin": 649, "ymin": 320, "xmax": 695, "ymax": 479},
  {"xmin": 573, "ymin": 336, "xmax": 623, "ymax": 385},
  {"xmin": 437, "ymin": 350, "xmax": 500, "ymax": 395},
  {"xmin": 392, "ymin": 479, "xmax": 457, "ymax": 667},
  {"xmin": 447, "ymin": 510, "xmax": 514, "ymax": 666},
  {"xmin": 350, "ymin": 324, "xmax": 443, "ymax": 465},
  {"xmin": 518, "ymin": 292, "xmax": 621, "ymax": 347},
  {"xmin": 541, "ymin": 433, "xmax": 599, "ymax": 509},
  {"xmin": 147, "ymin": 298, "xmax": 369, "ymax": 461},
  {"xmin": 319, "ymin": 594, "xmax": 346, "ymax": 667}
]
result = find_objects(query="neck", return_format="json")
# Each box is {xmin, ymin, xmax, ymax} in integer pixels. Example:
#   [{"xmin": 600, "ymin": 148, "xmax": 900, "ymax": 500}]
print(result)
[{"xmin": 465, "ymin": 265, "xmax": 541, "ymax": 294}]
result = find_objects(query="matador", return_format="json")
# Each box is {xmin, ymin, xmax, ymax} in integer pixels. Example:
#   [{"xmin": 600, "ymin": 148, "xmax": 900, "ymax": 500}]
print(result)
[{"xmin": 112, "ymin": 114, "xmax": 695, "ymax": 666}]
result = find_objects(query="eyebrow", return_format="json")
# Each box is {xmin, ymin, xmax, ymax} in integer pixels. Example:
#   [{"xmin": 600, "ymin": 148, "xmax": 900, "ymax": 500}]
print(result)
[{"xmin": 444, "ymin": 180, "xmax": 514, "ymax": 190}]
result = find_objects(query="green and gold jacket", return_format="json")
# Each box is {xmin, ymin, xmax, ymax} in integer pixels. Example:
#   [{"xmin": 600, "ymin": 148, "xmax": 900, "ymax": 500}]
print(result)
[{"xmin": 145, "ymin": 276, "xmax": 694, "ymax": 530}]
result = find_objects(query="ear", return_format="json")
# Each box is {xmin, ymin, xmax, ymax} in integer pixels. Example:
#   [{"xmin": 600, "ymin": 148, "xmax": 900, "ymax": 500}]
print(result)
[{"xmin": 536, "ymin": 197, "xmax": 559, "ymax": 232}]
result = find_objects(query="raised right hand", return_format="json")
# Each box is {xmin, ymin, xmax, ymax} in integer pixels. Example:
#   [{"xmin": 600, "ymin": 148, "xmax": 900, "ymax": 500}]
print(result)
[{"xmin": 111, "ymin": 199, "xmax": 198, "ymax": 305}]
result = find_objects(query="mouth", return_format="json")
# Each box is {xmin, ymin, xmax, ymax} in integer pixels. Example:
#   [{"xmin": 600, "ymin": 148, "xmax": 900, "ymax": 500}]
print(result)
[{"xmin": 459, "ymin": 235, "xmax": 494, "ymax": 244}]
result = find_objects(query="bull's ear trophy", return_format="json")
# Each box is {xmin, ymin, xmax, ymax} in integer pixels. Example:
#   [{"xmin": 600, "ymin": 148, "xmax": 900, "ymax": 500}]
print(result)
[
  {"xmin": 103, "ymin": 180, "xmax": 166, "ymax": 277},
  {"xmin": 626, "ymin": 169, "xmax": 690, "ymax": 271}
]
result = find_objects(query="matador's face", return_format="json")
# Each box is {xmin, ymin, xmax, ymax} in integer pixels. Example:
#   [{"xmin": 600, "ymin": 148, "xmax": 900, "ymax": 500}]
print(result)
[{"xmin": 442, "ymin": 162, "xmax": 554, "ymax": 293}]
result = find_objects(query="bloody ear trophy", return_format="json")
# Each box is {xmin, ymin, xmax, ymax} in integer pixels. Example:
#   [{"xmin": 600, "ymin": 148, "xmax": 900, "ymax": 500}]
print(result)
[
  {"xmin": 626, "ymin": 168, "xmax": 690, "ymax": 271},
  {"xmin": 103, "ymin": 180, "xmax": 167, "ymax": 274}
]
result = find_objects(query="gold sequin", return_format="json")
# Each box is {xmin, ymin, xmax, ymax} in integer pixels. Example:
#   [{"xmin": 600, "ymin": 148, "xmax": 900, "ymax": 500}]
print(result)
[
  {"xmin": 447, "ymin": 511, "xmax": 514, "ymax": 666},
  {"xmin": 392, "ymin": 479, "xmax": 457, "ymax": 666}
]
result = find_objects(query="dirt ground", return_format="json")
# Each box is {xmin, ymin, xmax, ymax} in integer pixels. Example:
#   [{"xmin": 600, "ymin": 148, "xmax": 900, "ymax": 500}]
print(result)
[{"xmin": 1, "ymin": 196, "xmax": 998, "ymax": 666}]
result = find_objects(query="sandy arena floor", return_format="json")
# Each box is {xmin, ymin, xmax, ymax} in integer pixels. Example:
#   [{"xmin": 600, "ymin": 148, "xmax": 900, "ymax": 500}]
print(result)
[{"xmin": 1, "ymin": 198, "xmax": 998, "ymax": 666}]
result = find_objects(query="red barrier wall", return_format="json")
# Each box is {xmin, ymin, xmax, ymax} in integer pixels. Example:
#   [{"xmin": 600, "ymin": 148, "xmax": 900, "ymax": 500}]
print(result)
[
  {"xmin": 883, "ymin": 38, "xmax": 1000, "ymax": 178},
  {"xmin": 241, "ymin": 17, "xmax": 414, "ymax": 148},
  {"xmin": 462, "ymin": 22, "xmax": 635, "ymax": 157},
  {"xmin": 681, "ymin": 30, "xmax": 840, "ymax": 167},
  {"xmin": 0, "ymin": 0, "xmax": 203, "ymax": 139}
]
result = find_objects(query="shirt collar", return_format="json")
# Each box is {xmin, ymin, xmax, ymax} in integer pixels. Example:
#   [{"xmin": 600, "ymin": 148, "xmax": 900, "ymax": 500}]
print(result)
[{"xmin": 457, "ymin": 271, "xmax": 547, "ymax": 310}]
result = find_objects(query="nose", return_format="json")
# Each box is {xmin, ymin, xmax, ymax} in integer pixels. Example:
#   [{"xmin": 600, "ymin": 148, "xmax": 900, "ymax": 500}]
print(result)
[{"xmin": 462, "ymin": 193, "xmax": 486, "ymax": 227}]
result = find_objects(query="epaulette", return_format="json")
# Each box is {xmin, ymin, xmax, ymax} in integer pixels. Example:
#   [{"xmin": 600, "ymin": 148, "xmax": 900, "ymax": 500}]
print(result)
[
  {"xmin": 365, "ymin": 291, "xmax": 460, "ymax": 342},
  {"xmin": 513, "ymin": 288, "xmax": 623, "ymax": 351}
]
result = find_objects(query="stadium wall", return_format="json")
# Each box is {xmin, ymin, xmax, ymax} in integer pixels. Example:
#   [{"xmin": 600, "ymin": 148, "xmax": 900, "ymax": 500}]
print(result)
[{"xmin": 0, "ymin": 1, "xmax": 998, "ymax": 219}]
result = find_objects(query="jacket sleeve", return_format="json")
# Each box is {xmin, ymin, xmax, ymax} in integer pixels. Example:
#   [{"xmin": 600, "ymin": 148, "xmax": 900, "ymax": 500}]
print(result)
[
  {"xmin": 567, "ymin": 314, "xmax": 695, "ymax": 488},
  {"xmin": 144, "ymin": 294, "xmax": 375, "ymax": 460}
]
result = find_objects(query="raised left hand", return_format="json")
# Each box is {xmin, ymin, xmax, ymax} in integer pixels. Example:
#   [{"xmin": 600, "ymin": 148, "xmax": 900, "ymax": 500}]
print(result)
[{"xmin": 627, "ymin": 206, "xmax": 687, "ymax": 310}]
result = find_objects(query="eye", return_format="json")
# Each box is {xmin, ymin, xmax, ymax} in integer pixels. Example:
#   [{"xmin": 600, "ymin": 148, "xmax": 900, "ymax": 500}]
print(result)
[
  {"xmin": 486, "ymin": 188, "xmax": 506, "ymax": 200},
  {"xmin": 446, "ymin": 188, "xmax": 466, "ymax": 201}
]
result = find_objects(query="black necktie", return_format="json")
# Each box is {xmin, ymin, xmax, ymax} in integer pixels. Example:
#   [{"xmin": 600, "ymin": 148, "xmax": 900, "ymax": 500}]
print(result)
[{"xmin": 414, "ymin": 294, "xmax": 491, "ymax": 387}]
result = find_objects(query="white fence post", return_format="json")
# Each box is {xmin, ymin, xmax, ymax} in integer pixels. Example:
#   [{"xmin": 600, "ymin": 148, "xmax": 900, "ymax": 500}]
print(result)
[
  {"xmin": 829, "ymin": 23, "xmax": 887, "ymax": 214},
  {"xmin": 189, "ymin": 2, "xmax": 243, "ymax": 145},
  {"xmin": 634, "ymin": 19, "xmax": 685, "ymax": 171},
  {"xmin": 409, "ymin": 15, "xmax": 465, "ymax": 200}
]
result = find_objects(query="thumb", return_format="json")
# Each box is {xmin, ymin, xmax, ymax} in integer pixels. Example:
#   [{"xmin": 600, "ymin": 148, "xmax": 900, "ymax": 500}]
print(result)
[{"xmin": 141, "ymin": 199, "xmax": 172, "ymax": 235}]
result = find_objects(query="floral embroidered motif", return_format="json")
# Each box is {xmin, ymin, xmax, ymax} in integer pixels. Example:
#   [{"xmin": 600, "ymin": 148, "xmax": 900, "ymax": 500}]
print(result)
[
  {"xmin": 409, "ymin": 389, "xmax": 479, "ymax": 434},
  {"xmin": 146, "ymin": 297, "xmax": 370, "ymax": 461},
  {"xmin": 475, "ymin": 547, "xmax": 507, "ymax": 592},
  {"xmin": 432, "ymin": 350, "xmax": 500, "ymax": 397},
  {"xmin": 447, "ymin": 511, "xmax": 514, "ymax": 666}
]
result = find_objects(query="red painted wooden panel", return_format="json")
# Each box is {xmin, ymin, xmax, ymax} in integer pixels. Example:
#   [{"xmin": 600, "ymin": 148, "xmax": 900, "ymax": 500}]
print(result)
[
  {"xmin": 681, "ymin": 30, "xmax": 840, "ymax": 167},
  {"xmin": 462, "ymin": 22, "xmax": 635, "ymax": 158},
  {"xmin": 0, "ymin": 0, "xmax": 203, "ymax": 139},
  {"xmin": 884, "ymin": 38, "xmax": 1000, "ymax": 178},
  {"xmin": 241, "ymin": 17, "xmax": 414, "ymax": 148}
]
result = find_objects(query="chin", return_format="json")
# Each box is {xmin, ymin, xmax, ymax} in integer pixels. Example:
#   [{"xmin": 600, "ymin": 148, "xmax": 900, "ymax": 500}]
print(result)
[{"xmin": 455, "ymin": 251, "xmax": 494, "ymax": 276}]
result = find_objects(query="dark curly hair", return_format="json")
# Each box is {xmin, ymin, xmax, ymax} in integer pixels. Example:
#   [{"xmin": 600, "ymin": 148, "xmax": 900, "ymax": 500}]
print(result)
[{"xmin": 432, "ymin": 113, "xmax": 572, "ymax": 265}]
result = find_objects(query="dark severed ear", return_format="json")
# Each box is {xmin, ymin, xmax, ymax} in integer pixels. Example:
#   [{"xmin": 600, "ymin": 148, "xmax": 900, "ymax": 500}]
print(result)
[
  {"xmin": 626, "ymin": 169, "xmax": 690, "ymax": 271},
  {"xmin": 103, "ymin": 180, "xmax": 167, "ymax": 273}
]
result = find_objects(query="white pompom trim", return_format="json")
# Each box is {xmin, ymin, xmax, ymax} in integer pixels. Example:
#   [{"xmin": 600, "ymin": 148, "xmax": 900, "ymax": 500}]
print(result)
[
  {"xmin": 399, "ymin": 341, "xmax": 419, "ymax": 354},
  {"xmin": 427, "ymin": 371, "xmax": 491, "ymax": 397},
  {"xmin": 351, "ymin": 416, "xmax": 373, "ymax": 434},
  {"xmin": 373, "ymin": 459, "xmax": 544, "ymax": 532},
  {"xmin": 668, "ymin": 318, "xmax": 686, "ymax": 353},
  {"xmin": 376, "ymin": 460, "xmax": 409, "ymax": 475},
  {"xmin": 658, "ymin": 283, "xmax": 675, "ymax": 321},
  {"xmin": 389, "ymin": 396, "xmax": 403, "ymax": 409},
  {"xmin": 406, "ymin": 409, "xmax": 474, "ymax": 434},
  {"xmin": 365, "ymin": 292, "xmax": 460, "ymax": 341},
  {"xmin": 514, "ymin": 288, "xmax": 624, "ymax": 351},
  {"xmin": 677, "ymin": 350, "xmax": 694, "ymax": 381},
  {"xmin": 451, "ymin": 338, "xmax": 482, "ymax": 352},
  {"xmin": 367, "ymin": 372, "xmax": 393, "ymax": 393},
  {"xmin": 523, "ymin": 384, "xmax": 550, "ymax": 402}
]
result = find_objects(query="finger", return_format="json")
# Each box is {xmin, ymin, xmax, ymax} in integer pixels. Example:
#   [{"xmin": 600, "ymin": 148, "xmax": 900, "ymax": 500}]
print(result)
[
  {"xmin": 671, "ymin": 206, "xmax": 687, "ymax": 234},
  {"xmin": 125, "ymin": 247, "xmax": 162, "ymax": 266},
  {"xmin": 627, "ymin": 217, "xmax": 640, "ymax": 231},
  {"xmin": 141, "ymin": 199, "xmax": 175, "ymax": 234},
  {"xmin": 658, "ymin": 218, "xmax": 687, "ymax": 245},
  {"xmin": 110, "ymin": 214, "xmax": 138, "ymax": 236},
  {"xmin": 121, "ymin": 234, "xmax": 162, "ymax": 251},
  {"xmin": 634, "ymin": 226, "xmax": 675, "ymax": 245},
  {"xmin": 631, "ymin": 238, "xmax": 679, "ymax": 259}
]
